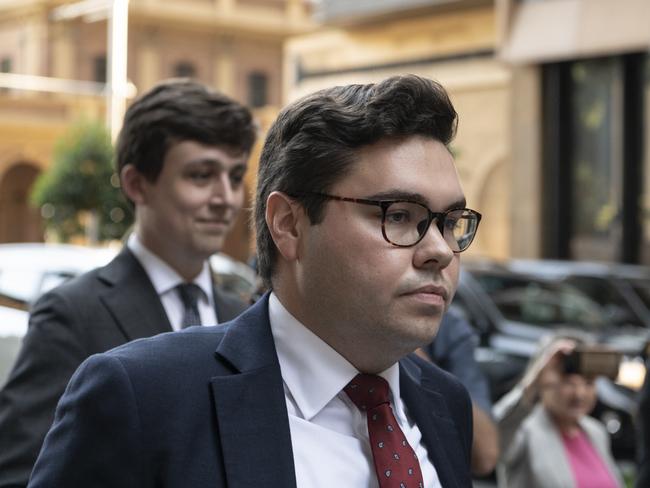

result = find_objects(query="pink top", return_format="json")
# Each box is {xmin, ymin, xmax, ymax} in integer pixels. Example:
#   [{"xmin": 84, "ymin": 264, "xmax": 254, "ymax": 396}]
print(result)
[{"xmin": 561, "ymin": 429, "xmax": 619, "ymax": 488}]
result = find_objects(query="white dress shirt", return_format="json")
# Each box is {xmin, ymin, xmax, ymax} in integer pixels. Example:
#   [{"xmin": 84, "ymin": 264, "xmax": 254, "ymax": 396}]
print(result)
[
  {"xmin": 127, "ymin": 234, "xmax": 218, "ymax": 330},
  {"xmin": 268, "ymin": 292, "xmax": 441, "ymax": 488}
]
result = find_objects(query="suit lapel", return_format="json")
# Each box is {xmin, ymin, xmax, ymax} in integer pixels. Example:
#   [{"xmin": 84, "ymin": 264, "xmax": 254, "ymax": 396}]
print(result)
[
  {"xmin": 210, "ymin": 295, "xmax": 297, "ymax": 488},
  {"xmin": 400, "ymin": 362, "xmax": 469, "ymax": 488},
  {"xmin": 97, "ymin": 248, "xmax": 172, "ymax": 341},
  {"xmin": 209, "ymin": 298, "xmax": 473, "ymax": 488}
]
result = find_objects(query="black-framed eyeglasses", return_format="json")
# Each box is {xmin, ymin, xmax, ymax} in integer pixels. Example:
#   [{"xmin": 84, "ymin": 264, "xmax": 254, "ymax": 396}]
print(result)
[{"xmin": 299, "ymin": 192, "xmax": 481, "ymax": 252}]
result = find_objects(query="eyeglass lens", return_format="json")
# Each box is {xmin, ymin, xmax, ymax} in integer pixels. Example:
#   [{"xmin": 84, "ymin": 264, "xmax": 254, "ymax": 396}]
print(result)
[{"xmin": 382, "ymin": 202, "xmax": 478, "ymax": 251}]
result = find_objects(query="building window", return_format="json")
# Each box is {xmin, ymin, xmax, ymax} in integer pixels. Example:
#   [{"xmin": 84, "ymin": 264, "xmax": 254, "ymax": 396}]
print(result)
[
  {"xmin": 94, "ymin": 55, "xmax": 107, "ymax": 83},
  {"xmin": 248, "ymin": 71, "xmax": 268, "ymax": 108},
  {"xmin": 173, "ymin": 61, "xmax": 196, "ymax": 78},
  {"xmin": 542, "ymin": 53, "xmax": 647, "ymax": 264},
  {"xmin": 641, "ymin": 54, "xmax": 650, "ymax": 263},
  {"xmin": 0, "ymin": 57, "xmax": 11, "ymax": 73},
  {"xmin": 568, "ymin": 58, "xmax": 623, "ymax": 262}
]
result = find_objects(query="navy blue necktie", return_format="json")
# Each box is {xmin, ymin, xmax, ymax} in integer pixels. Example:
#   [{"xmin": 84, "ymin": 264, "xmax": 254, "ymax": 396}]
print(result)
[{"xmin": 176, "ymin": 283, "xmax": 202, "ymax": 328}]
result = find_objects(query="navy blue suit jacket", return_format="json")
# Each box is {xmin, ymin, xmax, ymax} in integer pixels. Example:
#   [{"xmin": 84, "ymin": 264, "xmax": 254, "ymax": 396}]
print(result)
[{"xmin": 29, "ymin": 295, "xmax": 473, "ymax": 487}]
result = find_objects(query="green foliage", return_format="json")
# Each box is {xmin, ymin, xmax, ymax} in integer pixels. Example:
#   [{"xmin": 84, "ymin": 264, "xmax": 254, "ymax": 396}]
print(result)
[{"xmin": 31, "ymin": 120, "xmax": 133, "ymax": 242}]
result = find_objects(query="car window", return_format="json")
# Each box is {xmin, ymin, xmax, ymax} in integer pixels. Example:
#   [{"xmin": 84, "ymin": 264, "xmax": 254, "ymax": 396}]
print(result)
[
  {"xmin": 566, "ymin": 276, "xmax": 625, "ymax": 307},
  {"xmin": 629, "ymin": 279, "xmax": 650, "ymax": 309},
  {"xmin": 567, "ymin": 276, "xmax": 643, "ymax": 326},
  {"xmin": 473, "ymin": 273, "xmax": 606, "ymax": 329},
  {"xmin": 215, "ymin": 273, "xmax": 255, "ymax": 303}
]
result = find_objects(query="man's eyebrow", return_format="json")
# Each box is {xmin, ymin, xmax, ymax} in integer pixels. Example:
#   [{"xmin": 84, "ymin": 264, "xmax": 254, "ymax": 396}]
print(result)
[
  {"xmin": 366, "ymin": 190, "xmax": 426, "ymax": 203},
  {"xmin": 185, "ymin": 158, "xmax": 223, "ymax": 168},
  {"xmin": 447, "ymin": 198, "xmax": 467, "ymax": 210},
  {"xmin": 366, "ymin": 190, "xmax": 467, "ymax": 210},
  {"xmin": 185, "ymin": 158, "xmax": 247, "ymax": 171}
]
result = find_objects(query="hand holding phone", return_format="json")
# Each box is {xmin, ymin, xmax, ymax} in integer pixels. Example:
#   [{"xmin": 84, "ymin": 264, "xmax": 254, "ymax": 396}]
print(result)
[{"xmin": 562, "ymin": 347, "xmax": 621, "ymax": 380}]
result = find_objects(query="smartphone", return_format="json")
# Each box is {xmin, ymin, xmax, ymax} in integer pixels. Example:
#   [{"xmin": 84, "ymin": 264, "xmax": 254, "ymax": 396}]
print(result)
[{"xmin": 563, "ymin": 347, "xmax": 622, "ymax": 380}]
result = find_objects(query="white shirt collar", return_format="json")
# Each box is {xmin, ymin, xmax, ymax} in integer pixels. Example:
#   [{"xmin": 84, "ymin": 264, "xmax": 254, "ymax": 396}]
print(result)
[
  {"xmin": 268, "ymin": 292, "xmax": 401, "ymax": 421},
  {"xmin": 127, "ymin": 233, "xmax": 213, "ymax": 300}
]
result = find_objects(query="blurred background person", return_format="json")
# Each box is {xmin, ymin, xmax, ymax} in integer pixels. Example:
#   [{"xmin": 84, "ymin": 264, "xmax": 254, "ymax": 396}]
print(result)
[
  {"xmin": 493, "ymin": 335, "xmax": 623, "ymax": 488},
  {"xmin": 0, "ymin": 79, "xmax": 256, "ymax": 488},
  {"xmin": 418, "ymin": 308, "xmax": 499, "ymax": 477},
  {"xmin": 635, "ymin": 356, "xmax": 650, "ymax": 488}
]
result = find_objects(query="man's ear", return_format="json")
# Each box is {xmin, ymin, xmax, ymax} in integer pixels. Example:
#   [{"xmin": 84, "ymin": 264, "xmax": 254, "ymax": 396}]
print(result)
[
  {"xmin": 120, "ymin": 164, "xmax": 147, "ymax": 205},
  {"xmin": 265, "ymin": 191, "xmax": 304, "ymax": 262}
]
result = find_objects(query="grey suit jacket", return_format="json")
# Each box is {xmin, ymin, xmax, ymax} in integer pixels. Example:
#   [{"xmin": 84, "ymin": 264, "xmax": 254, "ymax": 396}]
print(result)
[
  {"xmin": 494, "ymin": 385, "xmax": 623, "ymax": 488},
  {"xmin": 0, "ymin": 248, "xmax": 248, "ymax": 488}
]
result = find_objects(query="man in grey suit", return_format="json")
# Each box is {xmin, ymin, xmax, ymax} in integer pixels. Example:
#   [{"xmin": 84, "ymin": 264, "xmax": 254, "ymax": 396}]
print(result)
[{"xmin": 0, "ymin": 79, "xmax": 257, "ymax": 488}]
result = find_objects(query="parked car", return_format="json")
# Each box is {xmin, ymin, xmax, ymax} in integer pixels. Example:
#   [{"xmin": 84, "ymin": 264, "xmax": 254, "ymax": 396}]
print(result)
[
  {"xmin": 507, "ymin": 258, "xmax": 650, "ymax": 329},
  {"xmin": 0, "ymin": 243, "xmax": 256, "ymax": 384},
  {"xmin": 0, "ymin": 243, "xmax": 119, "ymax": 384},
  {"xmin": 454, "ymin": 259, "xmax": 649, "ymax": 461},
  {"xmin": 0, "ymin": 243, "xmax": 119, "ymax": 308},
  {"xmin": 210, "ymin": 253, "xmax": 257, "ymax": 303},
  {"xmin": 0, "ymin": 305, "xmax": 29, "ymax": 385}
]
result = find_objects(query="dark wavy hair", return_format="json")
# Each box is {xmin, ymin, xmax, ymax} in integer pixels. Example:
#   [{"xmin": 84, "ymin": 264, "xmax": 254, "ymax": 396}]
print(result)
[
  {"xmin": 254, "ymin": 74, "xmax": 458, "ymax": 286},
  {"xmin": 116, "ymin": 78, "xmax": 256, "ymax": 185}
]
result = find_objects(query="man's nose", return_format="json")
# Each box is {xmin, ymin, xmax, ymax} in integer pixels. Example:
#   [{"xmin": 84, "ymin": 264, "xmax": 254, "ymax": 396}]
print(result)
[
  {"xmin": 412, "ymin": 218, "xmax": 454, "ymax": 269},
  {"xmin": 209, "ymin": 173, "xmax": 234, "ymax": 206}
]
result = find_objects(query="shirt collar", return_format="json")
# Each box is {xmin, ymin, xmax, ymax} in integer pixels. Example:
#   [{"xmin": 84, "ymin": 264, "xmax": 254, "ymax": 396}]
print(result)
[
  {"xmin": 268, "ymin": 292, "xmax": 401, "ymax": 421},
  {"xmin": 127, "ymin": 234, "xmax": 213, "ymax": 300}
]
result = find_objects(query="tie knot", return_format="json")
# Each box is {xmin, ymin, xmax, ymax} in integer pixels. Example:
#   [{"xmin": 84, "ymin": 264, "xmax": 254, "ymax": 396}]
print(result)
[
  {"xmin": 176, "ymin": 283, "xmax": 202, "ymax": 308},
  {"xmin": 344, "ymin": 374, "xmax": 390, "ymax": 412}
]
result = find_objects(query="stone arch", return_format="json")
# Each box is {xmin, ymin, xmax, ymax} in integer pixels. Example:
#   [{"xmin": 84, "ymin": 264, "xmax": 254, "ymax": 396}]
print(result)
[
  {"xmin": 473, "ymin": 156, "xmax": 510, "ymax": 260},
  {"xmin": 0, "ymin": 162, "xmax": 44, "ymax": 243}
]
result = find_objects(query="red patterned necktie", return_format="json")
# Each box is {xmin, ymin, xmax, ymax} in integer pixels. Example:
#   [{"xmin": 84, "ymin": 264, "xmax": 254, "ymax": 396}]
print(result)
[{"xmin": 344, "ymin": 374, "xmax": 424, "ymax": 488}]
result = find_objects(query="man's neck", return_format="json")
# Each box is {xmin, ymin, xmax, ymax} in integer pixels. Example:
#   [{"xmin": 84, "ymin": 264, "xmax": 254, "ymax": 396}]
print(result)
[
  {"xmin": 131, "ymin": 233, "xmax": 204, "ymax": 281},
  {"xmin": 272, "ymin": 285, "xmax": 402, "ymax": 374}
]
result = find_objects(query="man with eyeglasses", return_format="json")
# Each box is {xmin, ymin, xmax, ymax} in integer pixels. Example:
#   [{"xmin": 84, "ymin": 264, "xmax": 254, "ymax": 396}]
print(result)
[{"xmin": 29, "ymin": 74, "xmax": 481, "ymax": 488}]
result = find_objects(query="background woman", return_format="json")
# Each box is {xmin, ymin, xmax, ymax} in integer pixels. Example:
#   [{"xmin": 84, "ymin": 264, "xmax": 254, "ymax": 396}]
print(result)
[{"xmin": 494, "ymin": 336, "xmax": 623, "ymax": 488}]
